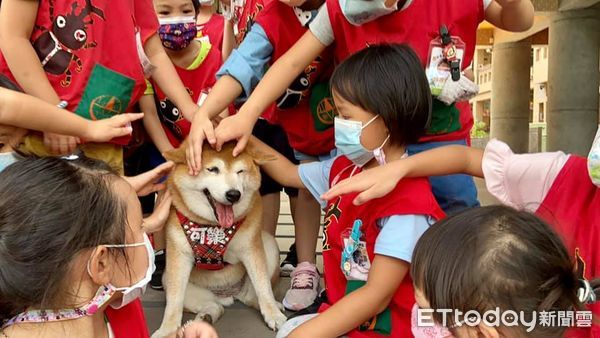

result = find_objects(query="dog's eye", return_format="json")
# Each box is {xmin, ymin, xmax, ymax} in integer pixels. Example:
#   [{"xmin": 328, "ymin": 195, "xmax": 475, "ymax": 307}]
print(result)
[
  {"xmin": 206, "ymin": 167, "xmax": 219, "ymax": 174},
  {"xmin": 237, "ymin": 169, "xmax": 244, "ymax": 175}
]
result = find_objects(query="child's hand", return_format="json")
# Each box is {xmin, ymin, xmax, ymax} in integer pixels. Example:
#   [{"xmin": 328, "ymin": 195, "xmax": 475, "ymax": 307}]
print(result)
[
  {"xmin": 84, "ymin": 113, "xmax": 144, "ymax": 142},
  {"xmin": 176, "ymin": 320, "xmax": 219, "ymax": 338},
  {"xmin": 124, "ymin": 161, "xmax": 175, "ymax": 196},
  {"xmin": 321, "ymin": 162, "xmax": 408, "ymax": 205},
  {"xmin": 43, "ymin": 132, "xmax": 79, "ymax": 154},
  {"xmin": 142, "ymin": 190, "xmax": 172, "ymax": 233},
  {"xmin": 213, "ymin": 113, "xmax": 255, "ymax": 156},
  {"xmin": 187, "ymin": 111, "xmax": 216, "ymax": 176}
]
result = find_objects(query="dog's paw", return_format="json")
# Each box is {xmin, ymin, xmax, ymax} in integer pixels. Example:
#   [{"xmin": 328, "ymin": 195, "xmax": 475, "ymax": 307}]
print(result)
[
  {"xmin": 151, "ymin": 327, "xmax": 176, "ymax": 338},
  {"xmin": 262, "ymin": 305, "xmax": 287, "ymax": 331},
  {"xmin": 275, "ymin": 301, "xmax": 285, "ymax": 312},
  {"xmin": 217, "ymin": 296, "xmax": 235, "ymax": 307}
]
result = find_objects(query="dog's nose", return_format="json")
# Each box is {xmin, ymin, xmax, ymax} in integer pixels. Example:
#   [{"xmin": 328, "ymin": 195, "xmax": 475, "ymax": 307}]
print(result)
[{"xmin": 225, "ymin": 189, "xmax": 241, "ymax": 203}]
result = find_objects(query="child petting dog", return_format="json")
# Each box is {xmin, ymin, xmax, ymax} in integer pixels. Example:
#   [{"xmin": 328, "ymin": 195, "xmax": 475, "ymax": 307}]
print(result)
[{"xmin": 251, "ymin": 43, "xmax": 445, "ymax": 337}]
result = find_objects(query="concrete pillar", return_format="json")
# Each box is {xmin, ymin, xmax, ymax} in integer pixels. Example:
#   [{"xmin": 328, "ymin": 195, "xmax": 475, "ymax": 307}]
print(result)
[
  {"xmin": 490, "ymin": 40, "xmax": 532, "ymax": 153},
  {"xmin": 547, "ymin": 7, "xmax": 600, "ymax": 155}
]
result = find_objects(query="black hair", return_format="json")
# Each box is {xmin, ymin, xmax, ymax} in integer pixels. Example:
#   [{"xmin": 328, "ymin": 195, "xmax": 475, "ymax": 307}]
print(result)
[
  {"xmin": 0, "ymin": 75, "xmax": 22, "ymax": 93},
  {"xmin": 192, "ymin": 0, "xmax": 201, "ymax": 14},
  {"xmin": 330, "ymin": 43, "xmax": 432, "ymax": 147},
  {"xmin": 411, "ymin": 205, "xmax": 598, "ymax": 337},
  {"xmin": 0, "ymin": 155, "xmax": 129, "ymax": 321}
]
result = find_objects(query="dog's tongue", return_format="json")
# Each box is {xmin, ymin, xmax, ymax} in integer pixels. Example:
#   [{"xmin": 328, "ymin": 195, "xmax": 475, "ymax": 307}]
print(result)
[{"xmin": 216, "ymin": 203, "xmax": 234, "ymax": 228}]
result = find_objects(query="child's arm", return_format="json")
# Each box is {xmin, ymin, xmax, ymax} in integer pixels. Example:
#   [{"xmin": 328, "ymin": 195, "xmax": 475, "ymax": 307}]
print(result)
[
  {"xmin": 0, "ymin": 0, "xmax": 79, "ymax": 154},
  {"xmin": 213, "ymin": 31, "xmax": 327, "ymax": 156},
  {"xmin": 0, "ymin": 88, "xmax": 143, "ymax": 142},
  {"xmin": 485, "ymin": 0, "xmax": 535, "ymax": 32},
  {"xmin": 322, "ymin": 145, "xmax": 484, "ymax": 205},
  {"xmin": 289, "ymin": 255, "xmax": 409, "ymax": 338},
  {"xmin": 222, "ymin": 19, "xmax": 236, "ymax": 61},
  {"xmin": 140, "ymin": 95, "xmax": 176, "ymax": 154},
  {"xmin": 249, "ymin": 136, "xmax": 305, "ymax": 189},
  {"xmin": 144, "ymin": 35, "xmax": 202, "ymax": 122}
]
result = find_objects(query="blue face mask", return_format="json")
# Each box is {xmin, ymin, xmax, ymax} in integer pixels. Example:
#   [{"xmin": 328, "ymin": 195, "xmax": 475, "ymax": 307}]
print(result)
[
  {"xmin": 334, "ymin": 116, "xmax": 390, "ymax": 167},
  {"xmin": 339, "ymin": 0, "xmax": 399, "ymax": 26},
  {"xmin": 0, "ymin": 152, "xmax": 18, "ymax": 172}
]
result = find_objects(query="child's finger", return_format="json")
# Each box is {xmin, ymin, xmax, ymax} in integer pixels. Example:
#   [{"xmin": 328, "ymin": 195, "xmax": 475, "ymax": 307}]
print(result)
[
  {"xmin": 112, "ymin": 112, "xmax": 144, "ymax": 125},
  {"xmin": 232, "ymin": 135, "xmax": 248, "ymax": 157},
  {"xmin": 203, "ymin": 122, "xmax": 216, "ymax": 145}
]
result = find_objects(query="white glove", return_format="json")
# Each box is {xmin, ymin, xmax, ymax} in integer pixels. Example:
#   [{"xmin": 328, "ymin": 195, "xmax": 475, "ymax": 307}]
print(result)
[{"xmin": 437, "ymin": 74, "xmax": 479, "ymax": 106}]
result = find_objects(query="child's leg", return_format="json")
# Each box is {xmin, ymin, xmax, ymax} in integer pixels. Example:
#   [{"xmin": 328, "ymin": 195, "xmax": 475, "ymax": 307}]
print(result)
[
  {"xmin": 407, "ymin": 139, "xmax": 480, "ymax": 215},
  {"xmin": 262, "ymin": 192, "xmax": 281, "ymax": 236}
]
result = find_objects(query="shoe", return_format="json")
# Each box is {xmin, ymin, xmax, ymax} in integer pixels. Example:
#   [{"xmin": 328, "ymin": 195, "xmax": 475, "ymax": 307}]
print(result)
[
  {"xmin": 288, "ymin": 290, "xmax": 327, "ymax": 319},
  {"xmin": 282, "ymin": 262, "xmax": 320, "ymax": 311},
  {"xmin": 150, "ymin": 249, "xmax": 165, "ymax": 290},
  {"xmin": 280, "ymin": 243, "xmax": 298, "ymax": 277}
]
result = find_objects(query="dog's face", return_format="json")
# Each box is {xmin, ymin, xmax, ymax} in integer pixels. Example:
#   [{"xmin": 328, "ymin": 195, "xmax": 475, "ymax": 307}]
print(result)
[{"xmin": 165, "ymin": 141, "xmax": 273, "ymax": 228}]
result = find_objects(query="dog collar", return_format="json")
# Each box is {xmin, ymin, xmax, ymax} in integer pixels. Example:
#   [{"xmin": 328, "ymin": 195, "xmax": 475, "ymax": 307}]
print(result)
[{"xmin": 176, "ymin": 210, "xmax": 243, "ymax": 270}]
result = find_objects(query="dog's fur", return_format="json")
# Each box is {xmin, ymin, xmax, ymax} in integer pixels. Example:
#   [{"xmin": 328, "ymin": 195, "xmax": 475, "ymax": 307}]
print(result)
[{"xmin": 151, "ymin": 142, "xmax": 287, "ymax": 338}]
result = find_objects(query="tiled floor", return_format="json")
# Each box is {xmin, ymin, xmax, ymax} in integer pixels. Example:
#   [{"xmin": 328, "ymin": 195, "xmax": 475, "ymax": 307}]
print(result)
[{"xmin": 144, "ymin": 177, "xmax": 497, "ymax": 337}]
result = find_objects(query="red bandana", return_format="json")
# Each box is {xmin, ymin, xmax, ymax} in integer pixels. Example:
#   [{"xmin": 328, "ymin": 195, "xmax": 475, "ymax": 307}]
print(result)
[{"xmin": 176, "ymin": 210, "xmax": 243, "ymax": 270}]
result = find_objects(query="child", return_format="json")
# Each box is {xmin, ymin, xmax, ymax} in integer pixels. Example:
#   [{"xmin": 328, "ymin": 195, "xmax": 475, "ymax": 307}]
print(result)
[
  {"xmin": 196, "ymin": 0, "xmax": 229, "ymax": 59},
  {"xmin": 251, "ymin": 44, "xmax": 445, "ymax": 337},
  {"xmin": 188, "ymin": 0, "xmax": 535, "ymax": 215},
  {"xmin": 142, "ymin": 0, "xmax": 225, "ymax": 154},
  {"xmin": 0, "ymin": 155, "xmax": 217, "ymax": 338},
  {"xmin": 0, "ymin": 75, "xmax": 143, "ymax": 170},
  {"xmin": 0, "ymin": 0, "xmax": 206, "ymax": 172},
  {"xmin": 184, "ymin": 0, "xmax": 336, "ymax": 310},
  {"xmin": 322, "ymin": 136, "xmax": 600, "ymax": 336},
  {"xmin": 411, "ymin": 205, "xmax": 599, "ymax": 338}
]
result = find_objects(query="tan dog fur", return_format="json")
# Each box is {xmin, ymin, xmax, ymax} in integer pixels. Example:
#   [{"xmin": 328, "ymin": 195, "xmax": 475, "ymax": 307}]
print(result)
[{"xmin": 151, "ymin": 142, "xmax": 287, "ymax": 338}]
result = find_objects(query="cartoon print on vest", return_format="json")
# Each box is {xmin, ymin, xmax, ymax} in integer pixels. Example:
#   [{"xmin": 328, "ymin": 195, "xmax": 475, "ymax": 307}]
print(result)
[
  {"xmin": 235, "ymin": 3, "xmax": 264, "ymax": 45},
  {"xmin": 158, "ymin": 98, "xmax": 184, "ymax": 138},
  {"xmin": 276, "ymin": 64, "xmax": 317, "ymax": 110},
  {"xmin": 33, "ymin": 0, "xmax": 105, "ymax": 87},
  {"xmin": 323, "ymin": 197, "xmax": 342, "ymax": 252}
]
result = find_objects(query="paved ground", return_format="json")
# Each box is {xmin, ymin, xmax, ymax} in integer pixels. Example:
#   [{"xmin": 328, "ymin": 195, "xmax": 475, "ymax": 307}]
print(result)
[{"xmin": 144, "ymin": 178, "xmax": 498, "ymax": 337}]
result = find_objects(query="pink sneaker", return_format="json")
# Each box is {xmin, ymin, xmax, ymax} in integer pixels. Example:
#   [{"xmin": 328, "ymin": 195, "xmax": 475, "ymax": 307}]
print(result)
[{"xmin": 282, "ymin": 262, "xmax": 320, "ymax": 311}]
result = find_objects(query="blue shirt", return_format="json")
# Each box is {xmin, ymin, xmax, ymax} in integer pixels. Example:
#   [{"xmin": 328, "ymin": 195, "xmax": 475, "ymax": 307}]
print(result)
[{"xmin": 298, "ymin": 157, "xmax": 434, "ymax": 263}]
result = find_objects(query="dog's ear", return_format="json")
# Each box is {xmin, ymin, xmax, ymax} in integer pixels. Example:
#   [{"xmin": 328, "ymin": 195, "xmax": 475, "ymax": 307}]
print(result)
[
  {"xmin": 163, "ymin": 143, "xmax": 187, "ymax": 164},
  {"xmin": 246, "ymin": 139, "xmax": 277, "ymax": 165}
]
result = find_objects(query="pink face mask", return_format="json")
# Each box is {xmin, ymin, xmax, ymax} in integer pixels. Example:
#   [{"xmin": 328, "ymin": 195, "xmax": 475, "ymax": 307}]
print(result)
[{"xmin": 411, "ymin": 304, "xmax": 455, "ymax": 338}]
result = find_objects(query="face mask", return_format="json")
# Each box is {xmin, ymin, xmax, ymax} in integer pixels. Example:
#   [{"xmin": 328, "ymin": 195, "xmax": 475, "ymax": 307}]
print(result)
[
  {"xmin": 411, "ymin": 304, "xmax": 455, "ymax": 338},
  {"xmin": 199, "ymin": 0, "xmax": 215, "ymax": 5},
  {"xmin": 2, "ymin": 234, "xmax": 155, "ymax": 328},
  {"xmin": 103, "ymin": 233, "xmax": 156, "ymax": 309},
  {"xmin": 0, "ymin": 152, "xmax": 18, "ymax": 172},
  {"xmin": 335, "ymin": 116, "xmax": 390, "ymax": 167},
  {"xmin": 588, "ymin": 126, "xmax": 600, "ymax": 186},
  {"xmin": 339, "ymin": 0, "xmax": 397, "ymax": 26},
  {"xmin": 158, "ymin": 16, "xmax": 197, "ymax": 51}
]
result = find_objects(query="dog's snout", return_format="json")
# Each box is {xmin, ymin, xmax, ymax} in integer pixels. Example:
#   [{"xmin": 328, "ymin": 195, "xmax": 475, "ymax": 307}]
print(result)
[{"xmin": 225, "ymin": 189, "xmax": 241, "ymax": 203}]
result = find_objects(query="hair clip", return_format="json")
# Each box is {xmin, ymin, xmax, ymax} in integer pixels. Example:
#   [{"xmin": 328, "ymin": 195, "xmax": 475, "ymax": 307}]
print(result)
[{"xmin": 577, "ymin": 279, "xmax": 597, "ymax": 304}]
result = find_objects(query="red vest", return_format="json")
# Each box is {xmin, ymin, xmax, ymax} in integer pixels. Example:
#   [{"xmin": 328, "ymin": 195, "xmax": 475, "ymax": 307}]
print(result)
[
  {"xmin": 197, "ymin": 14, "xmax": 224, "ymax": 52},
  {"xmin": 255, "ymin": 1, "xmax": 335, "ymax": 156},
  {"xmin": 320, "ymin": 156, "xmax": 445, "ymax": 337},
  {"xmin": 234, "ymin": 0, "xmax": 268, "ymax": 45},
  {"xmin": 536, "ymin": 156, "xmax": 600, "ymax": 338},
  {"xmin": 327, "ymin": 0, "xmax": 483, "ymax": 143},
  {"xmin": 105, "ymin": 299, "xmax": 149, "ymax": 338},
  {"xmin": 0, "ymin": 0, "xmax": 159, "ymax": 145},
  {"xmin": 150, "ymin": 41, "xmax": 222, "ymax": 148}
]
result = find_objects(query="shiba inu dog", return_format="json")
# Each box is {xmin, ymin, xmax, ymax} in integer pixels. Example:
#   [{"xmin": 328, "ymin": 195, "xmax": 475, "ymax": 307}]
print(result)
[{"xmin": 152, "ymin": 142, "xmax": 287, "ymax": 338}]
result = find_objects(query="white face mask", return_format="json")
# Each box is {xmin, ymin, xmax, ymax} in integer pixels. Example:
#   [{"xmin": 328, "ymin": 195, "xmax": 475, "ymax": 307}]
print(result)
[
  {"xmin": 340, "ymin": 0, "xmax": 397, "ymax": 26},
  {"xmin": 588, "ymin": 126, "xmax": 600, "ymax": 187}
]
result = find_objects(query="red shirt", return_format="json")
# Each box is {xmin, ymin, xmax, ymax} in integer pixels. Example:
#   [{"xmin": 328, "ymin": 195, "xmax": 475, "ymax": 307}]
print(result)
[
  {"xmin": 320, "ymin": 156, "xmax": 445, "ymax": 337},
  {"xmin": 326, "ymin": 0, "xmax": 483, "ymax": 143},
  {"xmin": 536, "ymin": 156, "xmax": 600, "ymax": 338},
  {"xmin": 149, "ymin": 41, "xmax": 223, "ymax": 148},
  {"xmin": 197, "ymin": 14, "xmax": 224, "ymax": 52},
  {"xmin": 0, "ymin": 0, "xmax": 159, "ymax": 145},
  {"xmin": 255, "ymin": 1, "xmax": 335, "ymax": 156},
  {"xmin": 105, "ymin": 299, "xmax": 149, "ymax": 338}
]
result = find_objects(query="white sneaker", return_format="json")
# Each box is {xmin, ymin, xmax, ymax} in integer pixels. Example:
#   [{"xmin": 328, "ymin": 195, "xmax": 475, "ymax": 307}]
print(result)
[{"xmin": 282, "ymin": 262, "xmax": 320, "ymax": 311}]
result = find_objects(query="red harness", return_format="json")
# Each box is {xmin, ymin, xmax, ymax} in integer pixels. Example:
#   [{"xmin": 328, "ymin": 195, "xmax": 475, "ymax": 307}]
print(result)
[{"xmin": 176, "ymin": 210, "xmax": 243, "ymax": 270}]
